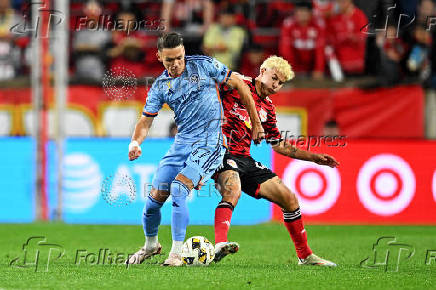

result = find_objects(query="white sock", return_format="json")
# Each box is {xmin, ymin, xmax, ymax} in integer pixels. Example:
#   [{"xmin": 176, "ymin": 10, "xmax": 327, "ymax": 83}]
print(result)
[
  {"xmin": 145, "ymin": 236, "xmax": 158, "ymax": 250},
  {"xmin": 170, "ymin": 240, "xmax": 183, "ymax": 254},
  {"xmin": 215, "ymin": 242, "xmax": 225, "ymax": 248}
]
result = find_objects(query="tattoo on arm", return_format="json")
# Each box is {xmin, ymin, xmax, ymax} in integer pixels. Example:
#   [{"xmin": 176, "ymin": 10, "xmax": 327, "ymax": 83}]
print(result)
[{"xmin": 288, "ymin": 145, "xmax": 298, "ymax": 158}]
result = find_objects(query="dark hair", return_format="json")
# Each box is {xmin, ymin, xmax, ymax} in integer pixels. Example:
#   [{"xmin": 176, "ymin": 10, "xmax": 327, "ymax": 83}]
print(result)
[
  {"xmin": 221, "ymin": 5, "xmax": 236, "ymax": 15},
  {"xmin": 157, "ymin": 32, "xmax": 184, "ymax": 51},
  {"xmin": 249, "ymin": 43, "xmax": 264, "ymax": 52},
  {"xmin": 295, "ymin": 1, "xmax": 313, "ymax": 10},
  {"xmin": 324, "ymin": 119, "xmax": 338, "ymax": 128}
]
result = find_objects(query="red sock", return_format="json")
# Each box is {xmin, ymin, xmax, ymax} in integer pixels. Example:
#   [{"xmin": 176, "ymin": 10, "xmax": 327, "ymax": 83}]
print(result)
[
  {"xmin": 214, "ymin": 201, "xmax": 234, "ymax": 244},
  {"xmin": 283, "ymin": 208, "xmax": 312, "ymax": 259}
]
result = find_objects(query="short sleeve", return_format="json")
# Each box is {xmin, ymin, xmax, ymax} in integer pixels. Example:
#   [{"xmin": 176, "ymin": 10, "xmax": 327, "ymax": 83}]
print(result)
[
  {"xmin": 143, "ymin": 83, "xmax": 163, "ymax": 117},
  {"xmin": 203, "ymin": 57, "xmax": 232, "ymax": 84}
]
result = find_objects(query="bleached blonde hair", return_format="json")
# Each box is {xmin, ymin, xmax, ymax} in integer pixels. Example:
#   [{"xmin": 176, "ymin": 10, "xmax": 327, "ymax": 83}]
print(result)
[{"xmin": 260, "ymin": 55, "xmax": 295, "ymax": 81}]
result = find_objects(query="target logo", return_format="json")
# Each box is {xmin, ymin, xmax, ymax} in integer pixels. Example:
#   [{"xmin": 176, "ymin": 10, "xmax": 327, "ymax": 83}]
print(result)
[
  {"xmin": 357, "ymin": 154, "xmax": 415, "ymax": 216},
  {"xmin": 282, "ymin": 160, "xmax": 341, "ymax": 215}
]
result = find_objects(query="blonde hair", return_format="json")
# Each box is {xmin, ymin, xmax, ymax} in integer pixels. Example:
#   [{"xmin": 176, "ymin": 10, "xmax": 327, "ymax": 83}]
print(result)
[{"xmin": 260, "ymin": 55, "xmax": 295, "ymax": 81}]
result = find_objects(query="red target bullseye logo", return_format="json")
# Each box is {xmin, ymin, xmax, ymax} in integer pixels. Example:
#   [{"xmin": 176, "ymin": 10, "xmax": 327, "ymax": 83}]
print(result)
[
  {"xmin": 369, "ymin": 169, "xmax": 402, "ymax": 201},
  {"xmin": 357, "ymin": 154, "xmax": 415, "ymax": 216},
  {"xmin": 283, "ymin": 160, "xmax": 340, "ymax": 215}
]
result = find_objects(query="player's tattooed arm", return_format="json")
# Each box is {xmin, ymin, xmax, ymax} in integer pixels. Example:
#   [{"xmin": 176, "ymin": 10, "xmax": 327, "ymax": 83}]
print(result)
[
  {"xmin": 272, "ymin": 140, "xmax": 339, "ymax": 168},
  {"xmin": 272, "ymin": 140, "xmax": 304, "ymax": 161},
  {"xmin": 226, "ymin": 73, "xmax": 264, "ymax": 143}
]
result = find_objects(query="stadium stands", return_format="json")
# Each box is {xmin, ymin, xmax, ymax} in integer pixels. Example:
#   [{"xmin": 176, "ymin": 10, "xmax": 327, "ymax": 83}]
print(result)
[{"xmin": 0, "ymin": 0, "xmax": 435, "ymax": 138}]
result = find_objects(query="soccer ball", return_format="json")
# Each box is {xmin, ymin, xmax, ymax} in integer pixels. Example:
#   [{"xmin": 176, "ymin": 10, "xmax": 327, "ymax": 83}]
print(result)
[{"xmin": 181, "ymin": 236, "xmax": 215, "ymax": 266}]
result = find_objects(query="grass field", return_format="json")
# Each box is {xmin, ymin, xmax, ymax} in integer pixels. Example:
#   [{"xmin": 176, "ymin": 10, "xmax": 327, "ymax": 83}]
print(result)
[{"xmin": 1, "ymin": 223, "xmax": 435, "ymax": 289}]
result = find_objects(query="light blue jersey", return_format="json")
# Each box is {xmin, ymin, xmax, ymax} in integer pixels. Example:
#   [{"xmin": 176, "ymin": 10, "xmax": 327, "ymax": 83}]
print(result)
[
  {"xmin": 140, "ymin": 55, "xmax": 231, "ymax": 243},
  {"xmin": 143, "ymin": 55, "xmax": 231, "ymax": 146}
]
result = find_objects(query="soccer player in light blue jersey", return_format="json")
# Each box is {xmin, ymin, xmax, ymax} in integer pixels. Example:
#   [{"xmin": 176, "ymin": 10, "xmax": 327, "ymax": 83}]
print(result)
[{"xmin": 126, "ymin": 32, "xmax": 264, "ymax": 266}]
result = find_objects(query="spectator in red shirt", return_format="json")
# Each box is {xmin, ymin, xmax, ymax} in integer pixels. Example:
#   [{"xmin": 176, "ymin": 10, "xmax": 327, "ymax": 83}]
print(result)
[
  {"xmin": 239, "ymin": 43, "xmax": 265, "ymax": 77},
  {"xmin": 326, "ymin": 0, "xmax": 368, "ymax": 75},
  {"xmin": 279, "ymin": 2, "xmax": 326, "ymax": 80},
  {"xmin": 108, "ymin": 11, "xmax": 160, "ymax": 77}
]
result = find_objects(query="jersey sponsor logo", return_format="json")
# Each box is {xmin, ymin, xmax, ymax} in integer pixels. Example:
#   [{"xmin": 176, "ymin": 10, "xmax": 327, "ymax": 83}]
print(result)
[
  {"xmin": 227, "ymin": 159, "xmax": 238, "ymax": 169},
  {"xmin": 230, "ymin": 103, "xmax": 252, "ymax": 129},
  {"xmin": 259, "ymin": 108, "xmax": 268, "ymax": 123}
]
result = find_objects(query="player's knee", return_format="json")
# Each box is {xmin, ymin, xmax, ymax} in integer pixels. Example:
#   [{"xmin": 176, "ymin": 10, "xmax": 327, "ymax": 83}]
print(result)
[
  {"xmin": 175, "ymin": 173, "xmax": 194, "ymax": 191},
  {"xmin": 150, "ymin": 188, "xmax": 170, "ymax": 203},
  {"xmin": 222, "ymin": 186, "xmax": 241, "ymax": 206},
  {"xmin": 145, "ymin": 194, "xmax": 163, "ymax": 214},
  {"xmin": 282, "ymin": 189, "xmax": 299, "ymax": 211},
  {"xmin": 170, "ymin": 179, "xmax": 192, "ymax": 207},
  {"xmin": 218, "ymin": 172, "xmax": 241, "ymax": 205}
]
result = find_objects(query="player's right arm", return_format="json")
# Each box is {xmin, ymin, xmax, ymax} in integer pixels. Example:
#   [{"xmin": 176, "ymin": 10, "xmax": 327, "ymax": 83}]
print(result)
[
  {"xmin": 129, "ymin": 81, "xmax": 163, "ymax": 161},
  {"xmin": 129, "ymin": 116, "xmax": 154, "ymax": 161}
]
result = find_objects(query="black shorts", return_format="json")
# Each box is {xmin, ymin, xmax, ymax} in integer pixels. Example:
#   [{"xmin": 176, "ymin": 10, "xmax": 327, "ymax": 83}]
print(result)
[{"xmin": 214, "ymin": 152, "xmax": 277, "ymax": 199}]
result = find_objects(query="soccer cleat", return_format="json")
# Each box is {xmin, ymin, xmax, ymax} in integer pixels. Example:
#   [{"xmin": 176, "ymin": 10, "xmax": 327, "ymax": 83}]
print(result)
[
  {"xmin": 214, "ymin": 242, "xmax": 239, "ymax": 263},
  {"xmin": 298, "ymin": 253, "xmax": 337, "ymax": 267},
  {"xmin": 125, "ymin": 243, "xmax": 162, "ymax": 265},
  {"xmin": 162, "ymin": 253, "xmax": 184, "ymax": 267}
]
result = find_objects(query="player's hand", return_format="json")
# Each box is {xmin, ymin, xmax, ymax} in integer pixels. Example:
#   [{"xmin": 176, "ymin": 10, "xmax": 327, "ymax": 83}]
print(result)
[
  {"xmin": 252, "ymin": 122, "xmax": 265, "ymax": 145},
  {"xmin": 128, "ymin": 141, "xmax": 142, "ymax": 161},
  {"xmin": 313, "ymin": 154, "xmax": 339, "ymax": 168}
]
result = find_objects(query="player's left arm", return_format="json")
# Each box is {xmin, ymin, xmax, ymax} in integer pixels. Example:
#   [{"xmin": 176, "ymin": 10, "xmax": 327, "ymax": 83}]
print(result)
[
  {"xmin": 272, "ymin": 141, "xmax": 339, "ymax": 168},
  {"xmin": 265, "ymin": 107, "xmax": 338, "ymax": 168}
]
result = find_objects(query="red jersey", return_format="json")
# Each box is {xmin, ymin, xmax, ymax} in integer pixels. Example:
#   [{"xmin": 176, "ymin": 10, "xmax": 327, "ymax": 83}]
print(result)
[
  {"xmin": 221, "ymin": 78, "xmax": 281, "ymax": 157},
  {"xmin": 327, "ymin": 7, "xmax": 368, "ymax": 74},
  {"xmin": 280, "ymin": 17, "xmax": 326, "ymax": 74}
]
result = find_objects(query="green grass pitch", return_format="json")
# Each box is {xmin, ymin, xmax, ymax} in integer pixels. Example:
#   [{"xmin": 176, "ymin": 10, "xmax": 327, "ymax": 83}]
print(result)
[{"xmin": 1, "ymin": 223, "xmax": 435, "ymax": 289}]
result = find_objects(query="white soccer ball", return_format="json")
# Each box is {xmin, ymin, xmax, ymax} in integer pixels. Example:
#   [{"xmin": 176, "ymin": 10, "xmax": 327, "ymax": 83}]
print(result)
[{"xmin": 181, "ymin": 236, "xmax": 215, "ymax": 266}]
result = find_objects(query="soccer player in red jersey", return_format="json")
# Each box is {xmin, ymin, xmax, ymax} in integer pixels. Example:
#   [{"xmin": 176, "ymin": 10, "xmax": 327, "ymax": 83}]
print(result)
[{"xmin": 213, "ymin": 56, "xmax": 339, "ymax": 266}]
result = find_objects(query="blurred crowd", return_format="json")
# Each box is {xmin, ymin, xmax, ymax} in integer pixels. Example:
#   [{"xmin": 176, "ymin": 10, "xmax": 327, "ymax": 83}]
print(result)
[{"xmin": 1, "ymin": 0, "xmax": 436, "ymax": 88}]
